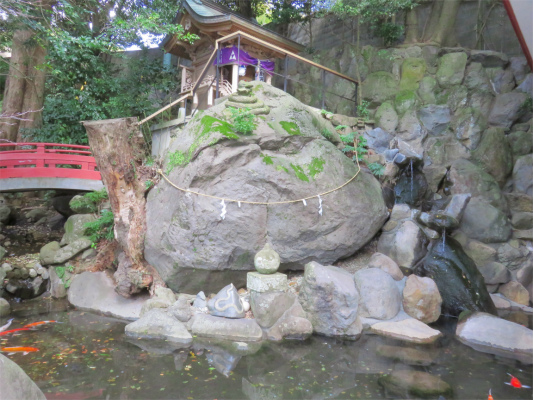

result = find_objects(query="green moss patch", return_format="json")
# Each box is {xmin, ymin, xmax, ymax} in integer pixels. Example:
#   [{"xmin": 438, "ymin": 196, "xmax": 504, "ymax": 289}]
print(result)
[
  {"xmin": 290, "ymin": 163, "xmax": 309, "ymax": 182},
  {"xmin": 276, "ymin": 165, "xmax": 289, "ymax": 173},
  {"xmin": 308, "ymin": 157, "xmax": 325, "ymax": 178},
  {"xmin": 280, "ymin": 121, "xmax": 301, "ymax": 136},
  {"xmin": 261, "ymin": 154, "xmax": 274, "ymax": 165}
]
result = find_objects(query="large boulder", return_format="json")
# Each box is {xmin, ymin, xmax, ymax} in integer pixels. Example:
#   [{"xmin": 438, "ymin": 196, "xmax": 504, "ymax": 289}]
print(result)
[
  {"xmin": 298, "ymin": 261, "xmax": 361, "ymax": 338},
  {"xmin": 145, "ymin": 82, "xmax": 387, "ymax": 293},
  {"xmin": 417, "ymin": 237, "xmax": 497, "ymax": 317},
  {"xmin": 456, "ymin": 312, "xmax": 533, "ymax": 364},
  {"xmin": 0, "ymin": 354, "xmax": 46, "ymax": 400}
]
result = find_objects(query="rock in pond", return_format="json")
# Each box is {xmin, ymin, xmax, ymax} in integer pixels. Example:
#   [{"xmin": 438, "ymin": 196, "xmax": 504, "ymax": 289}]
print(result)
[
  {"xmin": 144, "ymin": 81, "xmax": 387, "ymax": 293},
  {"xmin": 376, "ymin": 345, "xmax": 435, "ymax": 366},
  {"xmin": 378, "ymin": 369, "xmax": 452, "ymax": 398},
  {"xmin": 299, "ymin": 261, "xmax": 361, "ymax": 339},
  {"xmin": 125, "ymin": 308, "xmax": 192, "ymax": 343},
  {"xmin": 68, "ymin": 271, "xmax": 148, "ymax": 320},
  {"xmin": 0, "ymin": 353, "xmax": 46, "ymax": 400},
  {"xmin": 207, "ymin": 283, "xmax": 245, "ymax": 318},
  {"xmin": 456, "ymin": 312, "xmax": 533, "ymax": 364},
  {"xmin": 416, "ymin": 237, "xmax": 497, "ymax": 317},
  {"xmin": 370, "ymin": 318, "xmax": 442, "ymax": 344},
  {"xmin": 189, "ymin": 314, "xmax": 263, "ymax": 342}
]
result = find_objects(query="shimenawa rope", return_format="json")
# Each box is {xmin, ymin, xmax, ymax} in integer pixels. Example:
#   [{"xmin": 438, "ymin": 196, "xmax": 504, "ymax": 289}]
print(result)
[{"xmin": 157, "ymin": 145, "xmax": 362, "ymax": 206}]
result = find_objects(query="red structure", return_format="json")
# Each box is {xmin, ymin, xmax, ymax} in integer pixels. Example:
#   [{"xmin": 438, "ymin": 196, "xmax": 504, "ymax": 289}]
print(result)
[{"xmin": 0, "ymin": 143, "xmax": 102, "ymax": 192}]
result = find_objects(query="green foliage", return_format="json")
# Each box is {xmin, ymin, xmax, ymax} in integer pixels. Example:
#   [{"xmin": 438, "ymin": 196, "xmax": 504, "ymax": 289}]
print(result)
[
  {"xmin": 321, "ymin": 109, "xmax": 333, "ymax": 118},
  {"xmin": 145, "ymin": 180, "xmax": 154, "ymax": 190},
  {"xmin": 261, "ymin": 154, "xmax": 274, "ymax": 165},
  {"xmin": 375, "ymin": 22, "xmax": 404, "ymax": 46},
  {"xmin": 4, "ymin": 0, "xmax": 198, "ymax": 145},
  {"xmin": 335, "ymin": 125, "xmax": 349, "ymax": 130},
  {"xmin": 368, "ymin": 162, "xmax": 385, "ymax": 176},
  {"xmin": 166, "ymin": 150, "xmax": 187, "ymax": 174},
  {"xmin": 356, "ymin": 100, "xmax": 370, "ymax": 119},
  {"xmin": 340, "ymin": 132, "xmax": 368, "ymax": 161},
  {"xmin": 229, "ymin": 107, "xmax": 257, "ymax": 135},
  {"xmin": 332, "ymin": 0, "xmax": 419, "ymax": 24},
  {"xmin": 321, "ymin": 129, "xmax": 333, "ymax": 140},
  {"xmin": 290, "ymin": 163, "xmax": 310, "ymax": 182},
  {"xmin": 85, "ymin": 188, "xmax": 108, "ymax": 203},
  {"xmin": 84, "ymin": 210, "xmax": 114, "ymax": 243}
]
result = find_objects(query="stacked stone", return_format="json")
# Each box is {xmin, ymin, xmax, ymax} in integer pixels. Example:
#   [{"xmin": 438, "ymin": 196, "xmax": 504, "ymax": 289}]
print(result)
[
  {"xmin": 1, "ymin": 261, "xmax": 48, "ymax": 299},
  {"xmin": 247, "ymin": 243, "xmax": 312, "ymax": 341},
  {"xmin": 225, "ymin": 81, "xmax": 270, "ymax": 115}
]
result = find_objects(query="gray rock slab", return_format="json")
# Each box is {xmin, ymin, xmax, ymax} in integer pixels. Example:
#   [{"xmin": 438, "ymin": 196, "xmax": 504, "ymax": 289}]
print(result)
[
  {"xmin": 370, "ymin": 318, "xmax": 443, "ymax": 344},
  {"xmin": 125, "ymin": 308, "xmax": 192, "ymax": 343},
  {"xmin": 190, "ymin": 314, "xmax": 263, "ymax": 342},
  {"xmin": 489, "ymin": 92, "xmax": 528, "ymax": 128},
  {"xmin": 0, "ymin": 354, "xmax": 46, "ymax": 400},
  {"xmin": 456, "ymin": 312, "xmax": 533, "ymax": 364},
  {"xmin": 68, "ymin": 271, "xmax": 148, "ymax": 320},
  {"xmin": 418, "ymin": 105, "xmax": 451, "ymax": 136}
]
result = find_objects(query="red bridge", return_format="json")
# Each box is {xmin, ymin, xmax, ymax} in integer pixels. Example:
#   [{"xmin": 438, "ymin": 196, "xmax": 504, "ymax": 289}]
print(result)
[{"xmin": 0, "ymin": 143, "xmax": 103, "ymax": 192}]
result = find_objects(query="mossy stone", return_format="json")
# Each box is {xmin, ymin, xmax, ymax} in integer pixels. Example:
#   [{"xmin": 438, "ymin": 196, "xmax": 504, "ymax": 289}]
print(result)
[
  {"xmin": 399, "ymin": 58, "xmax": 426, "ymax": 91},
  {"xmin": 362, "ymin": 71, "xmax": 398, "ymax": 105},
  {"xmin": 394, "ymin": 90, "xmax": 419, "ymax": 116},
  {"xmin": 417, "ymin": 76, "xmax": 437, "ymax": 105},
  {"xmin": 436, "ymin": 52, "xmax": 468, "ymax": 88},
  {"xmin": 375, "ymin": 101, "xmax": 398, "ymax": 132}
]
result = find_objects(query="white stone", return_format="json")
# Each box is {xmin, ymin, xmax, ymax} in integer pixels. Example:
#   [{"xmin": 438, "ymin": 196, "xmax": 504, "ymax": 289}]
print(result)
[{"xmin": 247, "ymin": 272, "xmax": 288, "ymax": 293}]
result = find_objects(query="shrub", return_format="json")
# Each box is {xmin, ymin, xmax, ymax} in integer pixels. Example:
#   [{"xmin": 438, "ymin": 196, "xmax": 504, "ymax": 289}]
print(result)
[{"xmin": 84, "ymin": 209, "xmax": 114, "ymax": 243}]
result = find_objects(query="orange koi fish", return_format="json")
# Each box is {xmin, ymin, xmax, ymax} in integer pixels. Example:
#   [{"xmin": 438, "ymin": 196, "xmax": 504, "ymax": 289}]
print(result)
[
  {"xmin": 505, "ymin": 374, "xmax": 531, "ymax": 389},
  {"xmin": 1, "ymin": 346, "xmax": 39, "ymax": 355},
  {"xmin": 0, "ymin": 327, "xmax": 29, "ymax": 336},
  {"xmin": 488, "ymin": 389, "xmax": 493, "ymax": 400},
  {"xmin": 23, "ymin": 320, "xmax": 58, "ymax": 329}
]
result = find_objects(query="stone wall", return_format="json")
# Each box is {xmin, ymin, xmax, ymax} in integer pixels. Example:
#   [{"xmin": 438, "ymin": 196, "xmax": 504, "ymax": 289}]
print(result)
[{"xmin": 285, "ymin": 0, "xmax": 523, "ymax": 56}]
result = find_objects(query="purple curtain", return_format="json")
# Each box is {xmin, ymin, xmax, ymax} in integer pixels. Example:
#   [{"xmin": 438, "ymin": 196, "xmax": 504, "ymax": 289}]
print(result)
[{"xmin": 214, "ymin": 46, "xmax": 274, "ymax": 75}]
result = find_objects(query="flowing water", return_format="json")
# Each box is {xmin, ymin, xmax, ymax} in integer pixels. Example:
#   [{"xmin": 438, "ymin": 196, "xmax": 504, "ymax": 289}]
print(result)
[{"xmin": 1, "ymin": 299, "xmax": 532, "ymax": 400}]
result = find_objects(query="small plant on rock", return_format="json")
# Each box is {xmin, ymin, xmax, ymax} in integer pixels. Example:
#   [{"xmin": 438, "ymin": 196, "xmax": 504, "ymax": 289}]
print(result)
[
  {"xmin": 229, "ymin": 107, "xmax": 256, "ymax": 135},
  {"xmin": 368, "ymin": 162, "xmax": 385, "ymax": 177},
  {"xmin": 84, "ymin": 209, "xmax": 114, "ymax": 243},
  {"xmin": 340, "ymin": 132, "xmax": 368, "ymax": 161}
]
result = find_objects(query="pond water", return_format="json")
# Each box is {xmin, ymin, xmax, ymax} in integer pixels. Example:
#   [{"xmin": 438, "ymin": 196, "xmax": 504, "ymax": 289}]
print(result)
[{"xmin": 2, "ymin": 298, "xmax": 532, "ymax": 400}]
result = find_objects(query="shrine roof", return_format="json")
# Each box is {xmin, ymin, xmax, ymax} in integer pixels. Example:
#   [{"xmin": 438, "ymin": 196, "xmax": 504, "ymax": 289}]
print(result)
[{"xmin": 163, "ymin": 0, "xmax": 305, "ymax": 56}]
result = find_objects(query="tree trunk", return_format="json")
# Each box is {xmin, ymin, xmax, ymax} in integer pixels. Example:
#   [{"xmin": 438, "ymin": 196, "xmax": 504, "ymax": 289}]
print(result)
[
  {"xmin": 0, "ymin": 29, "xmax": 47, "ymax": 144},
  {"xmin": 422, "ymin": 0, "xmax": 443, "ymax": 41},
  {"xmin": 426, "ymin": 0, "xmax": 462, "ymax": 46},
  {"xmin": 82, "ymin": 117, "xmax": 164, "ymax": 297},
  {"xmin": 404, "ymin": 8, "xmax": 419, "ymax": 44},
  {"xmin": 18, "ymin": 41, "xmax": 47, "ymax": 141},
  {"xmin": 1, "ymin": 29, "xmax": 31, "ymax": 144}
]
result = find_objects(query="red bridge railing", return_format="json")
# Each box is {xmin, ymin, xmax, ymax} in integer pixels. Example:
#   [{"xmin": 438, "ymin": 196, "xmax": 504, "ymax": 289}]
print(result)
[{"xmin": 0, "ymin": 143, "xmax": 101, "ymax": 181}]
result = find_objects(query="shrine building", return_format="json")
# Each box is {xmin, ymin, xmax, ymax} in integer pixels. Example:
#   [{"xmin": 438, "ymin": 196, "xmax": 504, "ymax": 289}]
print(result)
[{"xmin": 162, "ymin": 0, "xmax": 305, "ymax": 109}]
